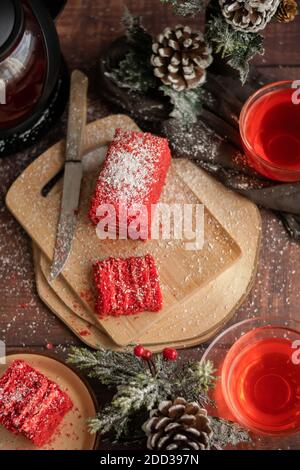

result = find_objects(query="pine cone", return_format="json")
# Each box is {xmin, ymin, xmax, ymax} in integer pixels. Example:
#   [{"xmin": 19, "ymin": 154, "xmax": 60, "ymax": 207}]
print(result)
[
  {"xmin": 219, "ymin": 0, "xmax": 281, "ymax": 32},
  {"xmin": 275, "ymin": 0, "xmax": 298, "ymax": 22},
  {"xmin": 142, "ymin": 397, "xmax": 213, "ymax": 450},
  {"xmin": 151, "ymin": 25, "xmax": 213, "ymax": 92}
]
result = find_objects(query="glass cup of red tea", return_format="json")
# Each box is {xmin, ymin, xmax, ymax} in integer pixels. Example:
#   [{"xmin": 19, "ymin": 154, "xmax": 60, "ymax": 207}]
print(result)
[
  {"xmin": 201, "ymin": 318, "xmax": 300, "ymax": 437},
  {"xmin": 239, "ymin": 80, "xmax": 300, "ymax": 181}
]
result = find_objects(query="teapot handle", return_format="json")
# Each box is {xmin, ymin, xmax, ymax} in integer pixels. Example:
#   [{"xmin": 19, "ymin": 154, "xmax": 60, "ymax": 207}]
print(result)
[{"xmin": 42, "ymin": 0, "xmax": 67, "ymax": 20}]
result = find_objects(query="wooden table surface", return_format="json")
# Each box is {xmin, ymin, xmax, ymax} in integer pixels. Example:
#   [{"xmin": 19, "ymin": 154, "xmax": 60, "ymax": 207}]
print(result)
[{"xmin": 1, "ymin": 0, "xmax": 300, "ymax": 450}]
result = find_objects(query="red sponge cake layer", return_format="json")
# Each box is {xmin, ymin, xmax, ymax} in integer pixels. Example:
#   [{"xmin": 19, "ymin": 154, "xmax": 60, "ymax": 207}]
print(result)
[
  {"xmin": 0, "ymin": 360, "xmax": 73, "ymax": 447},
  {"xmin": 89, "ymin": 129, "xmax": 171, "ymax": 239},
  {"xmin": 93, "ymin": 254, "xmax": 163, "ymax": 317}
]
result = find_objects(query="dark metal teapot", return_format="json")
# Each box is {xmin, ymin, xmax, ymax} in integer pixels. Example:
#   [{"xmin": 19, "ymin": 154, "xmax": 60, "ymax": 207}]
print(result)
[{"xmin": 0, "ymin": 0, "xmax": 68, "ymax": 156}]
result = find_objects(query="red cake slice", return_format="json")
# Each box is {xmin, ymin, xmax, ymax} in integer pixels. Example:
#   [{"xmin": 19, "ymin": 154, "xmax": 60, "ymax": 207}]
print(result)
[
  {"xmin": 93, "ymin": 254, "xmax": 163, "ymax": 317},
  {"xmin": 0, "ymin": 360, "xmax": 73, "ymax": 447},
  {"xmin": 89, "ymin": 128, "xmax": 171, "ymax": 239}
]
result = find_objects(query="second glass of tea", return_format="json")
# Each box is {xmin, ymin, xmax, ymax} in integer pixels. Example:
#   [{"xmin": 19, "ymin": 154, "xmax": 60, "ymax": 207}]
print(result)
[{"xmin": 202, "ymin": 318, "xmax": 300, "ymax": 436}]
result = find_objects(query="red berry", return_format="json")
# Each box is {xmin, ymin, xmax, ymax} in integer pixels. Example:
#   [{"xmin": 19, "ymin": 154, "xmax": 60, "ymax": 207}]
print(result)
[
  {"xmin": 163, "ymin": 348, "xmax": 178, "ymax": 361},
  {"xmin": 142, "ymin": 349, "xmax": 153, "ymax": 360},
  {"xmin": 134, "ymin": 344, "xmax": 145, "ymax": 357}
]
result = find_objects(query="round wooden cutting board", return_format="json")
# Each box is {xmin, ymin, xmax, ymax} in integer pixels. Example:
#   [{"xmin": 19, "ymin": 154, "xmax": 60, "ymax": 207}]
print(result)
[{"xmin": 0, "ymin": 353, "xmax": 98, "ymax": 450}]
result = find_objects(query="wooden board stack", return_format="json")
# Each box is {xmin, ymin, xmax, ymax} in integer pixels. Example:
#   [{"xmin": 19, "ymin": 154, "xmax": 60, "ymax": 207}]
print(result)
[{"xmin": 6, "ymin": 115, "xmax": 261, "ymax": 351}]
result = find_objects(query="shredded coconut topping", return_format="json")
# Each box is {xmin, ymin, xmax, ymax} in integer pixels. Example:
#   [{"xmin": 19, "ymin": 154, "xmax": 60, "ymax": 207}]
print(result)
[
  {"xmin": 98, "ymin": 130, "xmax": 164, "ymax": 203},
  {"xmin": 102, "ymin": 148, "xmax": 155, "ymax": 196}
]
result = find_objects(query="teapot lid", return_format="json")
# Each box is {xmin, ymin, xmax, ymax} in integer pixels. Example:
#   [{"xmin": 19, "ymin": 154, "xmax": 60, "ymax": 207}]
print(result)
[{"xmin": 0, "ymin": 0, "xmax": 23, "ymax": 59}]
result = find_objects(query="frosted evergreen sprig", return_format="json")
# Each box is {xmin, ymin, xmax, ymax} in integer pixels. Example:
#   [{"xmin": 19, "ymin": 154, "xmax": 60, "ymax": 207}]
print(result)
[
  {"xmin": 204, "ymin": 1, "xmax": 264, "ymax": 83},
  {"xmin": 105, "ymin": 8, "xmax": 156, "ymax": 93},
  {"xmin": 67, "ymin": 346, "xmax": 215, "ymax": 396},
  {"xmin": 160, "ymin": 0, "xmax": 207, "ymax": 16},
  {"xmin": 168, "ymin": 359, "xmax": 216, "ymax": 403},
  {"xmin": 205, "ymin": 13, "xmax": 264, "ymax": 83},
  {"xmin": 205, "ymin": 15, "xmax": 264, "ymax": 83},
  {"xmin": 192, "ymin": 360, "xmax": 216, "ymax": 391},
  {"xmin": 68, "ymin": 346, "xmax": 216, "ymax": 438},
  {"xmin": 178, "ymin": 360, "xmax": 216, "ymax": 399},
  {"xmin": 211, "ymin": 417, "xmax": 250, "ymax": 449},
  {"xmin": 160, "ymin": 85, "xmax": 206, "ymax": 125},
  {"xmin": 105, "ymin": 51, "xmax": 157, "ymax": 93},
  {"xmin": 88, "ymin": 373, "xmax": 162, "ymax": 439},
  {"xmin": 68, "ymin": 346, "xmax": 250, "ymax": 447},
  {"xmin": 67, "ymin": 347, "xmax": 146, "ymax": 386}
]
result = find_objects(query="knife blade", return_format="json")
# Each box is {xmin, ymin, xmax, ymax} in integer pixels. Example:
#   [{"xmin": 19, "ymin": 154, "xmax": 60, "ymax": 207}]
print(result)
[{"xmin": 49, "ymin": 70, "xmax": 88, "ymax": 282}]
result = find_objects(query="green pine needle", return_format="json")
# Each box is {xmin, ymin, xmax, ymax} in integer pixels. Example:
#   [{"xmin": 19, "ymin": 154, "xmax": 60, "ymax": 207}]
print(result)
[
  {"xmin": 187, "ymin": 360, "xmax": 216, "ymax": 392},
  {"xmin": 122, "ymin": 7, "xmax": 153, "ymax": 53},
  {"xmin": 88, "ymin": 405, "xmax": 129, "ymax": 438},
  {"xmin": 160, "ymin": 0, "xmax": 207, "ymax": 16},
  {"xmin": 205, "ymin": 13, "xmax": 264, "ymax": 83},
  {"xmin": 211, "ymin": 417, "xmax": 250, "ymax": 449},
  {"xmin": 67, "ymin": 346, "xmax": 147, "ymax": 386},
  {"xmin": 171, "ymin": 359, "xmax": 216, "ymax": 402},
  {"xmin": 160, "ymin": 85, "xmax": 206, "ymax": 125},
  {"xmin": 88, "ymin": 373, "xmax": 161, "ymax": 439},
  {"xmin": 107, "ymin": 50, "xmax": 157, "ymax": 93},
  {"xmin": 107, "ymin": 8, "xmax": 156, "ymax": 93}
]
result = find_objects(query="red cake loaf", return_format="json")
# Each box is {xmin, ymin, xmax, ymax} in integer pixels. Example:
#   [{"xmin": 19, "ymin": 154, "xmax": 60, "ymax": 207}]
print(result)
[
  {"xmin": 0, "ymin": 360, "xmax": 73, "ymax": 447},
  {"xmin": 89, "ymin": 129, "xmax": 171, "ymax": 239},
  {"xmin": 93, "ymin": 254, "xmax": 163, "ymax": 317}
]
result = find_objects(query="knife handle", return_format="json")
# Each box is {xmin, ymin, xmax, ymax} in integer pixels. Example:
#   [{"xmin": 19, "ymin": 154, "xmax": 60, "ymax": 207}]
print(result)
[{"xmin": 66, "ymin": 70, "xmax": 89, "ymax": 162}]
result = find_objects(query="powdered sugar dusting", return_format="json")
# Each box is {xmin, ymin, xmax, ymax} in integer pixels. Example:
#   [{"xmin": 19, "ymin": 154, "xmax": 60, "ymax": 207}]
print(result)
[
  {"xmin": 96, "ymin": 129, "xmax": 168, "ymax": 203},
  {"xmin": 103, "ymin": 149, "xmax": 152, "ymax": 197}
]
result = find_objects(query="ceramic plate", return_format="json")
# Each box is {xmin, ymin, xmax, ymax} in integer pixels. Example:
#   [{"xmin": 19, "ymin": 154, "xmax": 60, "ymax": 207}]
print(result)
[{"xmin": 0, "ymin": 353, "xmax": 98, "ymax": 450}]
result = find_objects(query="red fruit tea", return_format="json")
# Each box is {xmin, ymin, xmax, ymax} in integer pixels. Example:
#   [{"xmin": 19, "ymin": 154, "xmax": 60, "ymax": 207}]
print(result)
[
  {"xmin": 222, "ymin": 330, "xmax": 300, "ymax": 435},
  {"xmin": 240, "ymin": 82, "xmax": 300, "ymax": 181}
]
